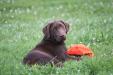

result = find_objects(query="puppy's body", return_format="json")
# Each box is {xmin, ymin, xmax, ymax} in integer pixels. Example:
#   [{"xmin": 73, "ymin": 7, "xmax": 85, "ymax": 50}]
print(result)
[
  {"xmin": 23, "ymin": 39, "xmax": 67, "ymax": 65},
  {"xmin": 35, "ymin": 39, "xmax": 67, "ymax": 61},
  {"xmin": 23, "ymin": 20, "xmax": 69, "ymax": 66}
]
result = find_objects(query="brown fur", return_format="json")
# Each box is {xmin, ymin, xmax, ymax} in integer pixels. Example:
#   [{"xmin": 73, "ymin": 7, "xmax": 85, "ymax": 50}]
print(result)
[{"xmin": 23, "ymin": 20, "xmax": 70, "ymax": 66}]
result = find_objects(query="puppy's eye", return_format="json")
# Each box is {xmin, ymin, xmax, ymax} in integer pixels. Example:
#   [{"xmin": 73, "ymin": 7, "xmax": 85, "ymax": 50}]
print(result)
[
  {"xmin": 55, "ymin": 28, "xmax": 58, "ymax": 31},
  {"xmin": 54, "ymin": 27, "xmax": 58, "ymax": 30}
]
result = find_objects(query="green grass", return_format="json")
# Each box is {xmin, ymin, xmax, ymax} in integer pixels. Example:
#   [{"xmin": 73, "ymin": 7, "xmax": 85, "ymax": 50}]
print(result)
[{"xmin": 0, "ymin": 0, "xmax": 113, "ymax": 75}]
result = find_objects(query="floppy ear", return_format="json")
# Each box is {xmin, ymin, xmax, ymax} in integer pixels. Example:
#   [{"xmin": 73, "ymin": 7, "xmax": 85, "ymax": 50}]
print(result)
[
  {"xmin": 43, "ymin": 22, "xmax": 53, "ymax": 39},
  {"xmin": 60, "ymin": 20, "xmax": 69, "ymax": 33}
]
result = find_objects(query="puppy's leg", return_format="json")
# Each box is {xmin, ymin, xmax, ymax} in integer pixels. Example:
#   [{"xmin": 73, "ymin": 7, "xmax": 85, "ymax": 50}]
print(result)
[{"xmin": 49, "ymin": 56, "xmax": 63, "ymax": 67}]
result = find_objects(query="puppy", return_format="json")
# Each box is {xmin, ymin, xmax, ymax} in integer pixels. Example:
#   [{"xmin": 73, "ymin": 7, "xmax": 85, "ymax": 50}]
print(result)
[{"xmin": 23, "ymin": 20, "xmax": 69, "ymax": 66}]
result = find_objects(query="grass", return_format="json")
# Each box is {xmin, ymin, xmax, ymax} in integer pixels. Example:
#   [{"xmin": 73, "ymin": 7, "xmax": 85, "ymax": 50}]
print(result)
[{"xmin": 0, "ymin": 0, "xmax": 113, "ymax": 75}]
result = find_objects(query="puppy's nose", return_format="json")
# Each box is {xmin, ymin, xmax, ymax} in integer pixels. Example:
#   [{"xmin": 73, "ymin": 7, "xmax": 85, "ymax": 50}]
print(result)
[{"xmin": 60, "ymin": 35, "xmax": 66, "ymax": 40}]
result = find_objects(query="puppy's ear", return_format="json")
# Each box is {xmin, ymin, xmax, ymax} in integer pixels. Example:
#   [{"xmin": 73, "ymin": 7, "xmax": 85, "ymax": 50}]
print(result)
[
  {"xmin": 43, "ymin": 22, "xmax": 53, "ymax": 39},
  {"xmin": 60, "ymin": 20, "xmax": 69, "ymax": 33}
]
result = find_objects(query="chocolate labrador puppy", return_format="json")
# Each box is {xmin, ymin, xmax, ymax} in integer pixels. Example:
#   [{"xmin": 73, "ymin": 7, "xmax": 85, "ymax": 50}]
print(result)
[{"xmin": 23, "ymin": 20, "xmax": 70, "ymax": 66}]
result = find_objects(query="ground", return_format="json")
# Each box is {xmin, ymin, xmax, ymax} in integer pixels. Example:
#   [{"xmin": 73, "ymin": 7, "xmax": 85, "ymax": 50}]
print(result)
[{"xmin": 0, "ymin": 0, "xmax": 113, "ymax": 75}]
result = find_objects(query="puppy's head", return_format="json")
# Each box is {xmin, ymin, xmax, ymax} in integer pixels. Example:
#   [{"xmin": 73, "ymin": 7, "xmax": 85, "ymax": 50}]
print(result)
[{"xmin": 43, "ymin": 20, "xmax": 69, "ymax": 42}]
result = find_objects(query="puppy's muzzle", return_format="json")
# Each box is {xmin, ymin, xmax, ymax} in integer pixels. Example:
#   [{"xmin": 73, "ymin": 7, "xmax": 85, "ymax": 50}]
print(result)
[{"xmin": 59, "ymin": 35, "xmax": 66, "ymax": 40}]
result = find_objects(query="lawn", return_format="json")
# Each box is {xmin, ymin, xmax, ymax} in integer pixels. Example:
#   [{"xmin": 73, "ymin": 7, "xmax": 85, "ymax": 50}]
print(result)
[{"xmin": 0, "ymin": 0, "xmax": 113, "ymax": 75}]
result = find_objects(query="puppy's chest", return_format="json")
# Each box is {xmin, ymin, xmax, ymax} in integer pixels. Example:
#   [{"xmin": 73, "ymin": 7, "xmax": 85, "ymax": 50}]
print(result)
[
  {"xmin": 47, "ymin": 45, "xmax": 66, "ymax": 56},
  {"xmin": 38, "ymin": 43, "xmax": 66, "ymax": 58}
]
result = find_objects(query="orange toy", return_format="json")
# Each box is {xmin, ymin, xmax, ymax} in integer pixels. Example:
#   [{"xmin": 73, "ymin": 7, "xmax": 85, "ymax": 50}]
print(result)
[{"xmin": 66, "ymin": 44, "xmax": 94, "ymax": 58}]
